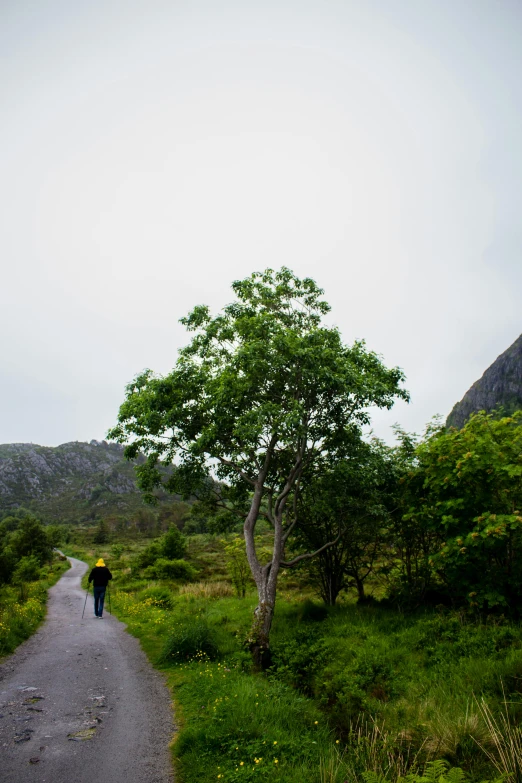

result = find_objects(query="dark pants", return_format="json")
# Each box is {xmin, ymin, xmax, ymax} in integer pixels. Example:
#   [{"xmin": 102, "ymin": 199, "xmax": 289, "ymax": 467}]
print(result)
[{"xmin": 93, "ymin": 586, "xmax": 106, "ymax": 617}]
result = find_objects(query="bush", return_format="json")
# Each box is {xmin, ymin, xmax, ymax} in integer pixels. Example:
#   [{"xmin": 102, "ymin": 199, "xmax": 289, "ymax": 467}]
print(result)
[
  {"xmin": 111, "ymin": 544, "xmax": 124, "ymax": 559},
  {"xmin": 10, "ymin": 516, "xmax": 52, "ymax": 564},
  {"xmin": 144, "ymin": 558, "xmax": 197, "ymax": 581},
  {"xmin": 223, "ymin": 536, "xmax": 250, "ymax": 597},
  {"xmin": 159, "ymin": 618, "xmax": 220, "ymax": 663},
  {"xmin": 296, "ymin": 599, "xmax": 329, "ymax": 623},
  {"xmin": 0, "ymin": 546, "xmax": 16, "ymax": 585},
  {"xmin": 12, "ymin": 556, "xmax": 41, "ymax": 584},
  {"xmin": 135, "ymin": 541, "xmax": 162, "ymax": 569},
  {"xmin": 270, "ymin": 627, "xmax": 327, "ymax": 694},
  {"xmin": 139, "ymin": 586, "xmax": 174, "ymax": 609},
  {"xmin": 161, "ymin": 526, "xmax": 187, "ymax": 560}
]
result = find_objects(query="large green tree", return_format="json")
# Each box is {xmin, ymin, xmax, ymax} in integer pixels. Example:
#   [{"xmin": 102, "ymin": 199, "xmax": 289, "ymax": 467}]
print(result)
[
  {"xmin": 109, "ymin": 268, "xmax": 408, "ymax": 666},
  {"xmin": 403, "ymin": 411, "xmax": 522, "ymax": 610}
]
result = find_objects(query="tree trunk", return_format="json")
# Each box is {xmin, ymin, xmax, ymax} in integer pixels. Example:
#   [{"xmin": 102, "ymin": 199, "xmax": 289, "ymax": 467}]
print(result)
[
  {"xmin": 249, "ymin": 590, "xmax": 275, "ymax": 671},
  {"xmin": 320, "ymin": 569, "xmax": 341, "ymax": 606},
  {"xmin": 355, "ymin": 576, "xmax": 366, "ymax": 602},
  {"xmin": 242, "ymin": 440, "xmax": 299, "ymax": 669},
  {"xmin": 246, "ymin": 560, "xmax": 280, "ymax": 670},
  {"xmin": 244, "ymin": 508, "xmax": 282, "ymax": 670},
  {"xmin": 243, "ymin": 477, "xmax": 281, "ymax": 670}
]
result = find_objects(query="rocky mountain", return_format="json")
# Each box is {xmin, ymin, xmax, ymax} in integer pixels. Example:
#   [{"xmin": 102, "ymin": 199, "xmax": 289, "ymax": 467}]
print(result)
[
  {"xmin": 0, "ymin": 439, "xmax": 166, "ymax": 522},
  {"xmin": 447, "ymin": 333, "xmax": 522, "ymax": 429}
]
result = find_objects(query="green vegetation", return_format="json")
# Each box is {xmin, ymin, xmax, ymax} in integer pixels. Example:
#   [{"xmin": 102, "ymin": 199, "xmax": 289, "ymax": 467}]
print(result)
[
  {"xmin": 0, "ymin": 511, "xmax": 71, "ymax": 656},
  {"xmin": 62, "ymin": 533, "xmax": 521, "ymax": 783},
  {"xmin": 109, "ymin": 267, "xmax": 408, "ymax": 666},
  {"xmin": 0, "ymin": 558, "xmax": 70, "ymax": 657},
  {"xmin": 101, "ymin": 267, "xmax": 522, "ymax": 780},
  {"xmin": 397, "ymin": 410, "xmax": 522, "ymax": 610},
  {"xmin": 4, "ymin": 269, "xmax": 522, "ymax": 783}
]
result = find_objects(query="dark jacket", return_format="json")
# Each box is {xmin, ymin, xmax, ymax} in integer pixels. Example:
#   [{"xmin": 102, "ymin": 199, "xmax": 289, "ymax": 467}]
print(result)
[{"xmin": 88, "ymin": 566, "xmax": 113, "ymax": 587}]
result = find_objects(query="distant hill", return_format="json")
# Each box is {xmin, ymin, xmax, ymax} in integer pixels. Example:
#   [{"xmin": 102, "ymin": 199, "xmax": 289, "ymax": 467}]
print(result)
[
  {"xmin": 447, "ymin": 333, "xmax": 522, "ymax": 429},
  {"xmin": 0, "ymin": 439, "xmax": 178, "ymax": 523}
]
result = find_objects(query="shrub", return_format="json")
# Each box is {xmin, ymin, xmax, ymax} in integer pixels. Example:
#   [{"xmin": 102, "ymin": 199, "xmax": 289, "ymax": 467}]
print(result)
[
  {"xmin": 139, "ymin": 586, "xmax": 174, "ymax": 609},
  {"xmin": 0, "ymin": 546, "xmax": 16, "ymax": 585},
  {"xmin": 159, "ymin": 618, "xmax": 220, "ymax": 663},
  {"xmin": 111, "ymin": 544, "xmax": 124, "ymax": 559},
  {"xmin": 223, "ymin": 536, "xmax": 251, "ymax": 597},
  {"xmin": 135, "ymin": 541, "xmax": 162, "ymax": 569},
  {"xmin": 270, "ymin": 627, "xmax": 327, "ymax": 694},
  {"xmin": 144, "ymin": 558, "xmax": 197, "ymax": 581},
  {"xmin": 161, "ymin": 526, "xmax": 187, "ymax": 560},
  {"xmin": 297, "ymin": 599, "xmax": 329, "ymax": 623},
  {"xmin": 12, "ymin": 556, "xmax": 41, "ymax": 584},
  {"xmin": 10, "ymin": 516, "xmax": 52, "ymax": 564}
]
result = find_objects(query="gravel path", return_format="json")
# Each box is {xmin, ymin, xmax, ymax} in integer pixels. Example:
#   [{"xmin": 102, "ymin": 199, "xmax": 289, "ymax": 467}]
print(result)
[{"xmin": 0, "ymin": 557, "xmax": 175, "ymax": 783}]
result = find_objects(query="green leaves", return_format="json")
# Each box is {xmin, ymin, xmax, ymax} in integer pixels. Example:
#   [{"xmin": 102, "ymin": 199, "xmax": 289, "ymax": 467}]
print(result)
[
  {"xmin": 110, "ymin": 266, "xmax": 409, "ymax": 654},
  {"xmin": 400, "ymin": 410, "xmax": 522, "ymax": 609},
  {"xmin": 109, "ymin": 267, "xmax": 408, "ymax": 508}
]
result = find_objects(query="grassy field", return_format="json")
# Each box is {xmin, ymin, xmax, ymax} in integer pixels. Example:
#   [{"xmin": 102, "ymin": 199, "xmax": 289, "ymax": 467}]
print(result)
[
  {"xmin": 62, "ymin": 534, "xmax": 522, "ymax": 783},
  {"xmin": 0, "ymin": 552, "xmax": 70, "ymax": 658}
]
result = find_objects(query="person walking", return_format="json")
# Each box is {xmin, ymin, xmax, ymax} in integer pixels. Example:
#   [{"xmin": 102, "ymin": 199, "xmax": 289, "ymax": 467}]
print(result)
[{"xmin": 88, "ymin": 558, "xmax": 112, "ymax": 618}]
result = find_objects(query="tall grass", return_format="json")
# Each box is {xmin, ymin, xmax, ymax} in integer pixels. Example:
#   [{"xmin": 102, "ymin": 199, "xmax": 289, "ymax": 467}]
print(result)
[
  {"xmin": 475, "ymin": 692, "xmax": 522, "ymax": 783},
  {"xmin": 179, "ymin": 581, "xmax": 234, "ymax": 599}
]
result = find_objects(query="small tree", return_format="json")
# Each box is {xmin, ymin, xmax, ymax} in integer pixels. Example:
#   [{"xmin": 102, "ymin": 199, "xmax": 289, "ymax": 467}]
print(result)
[
  {"xmin": 109, "ymin": 268, "xmax": 408, "ymax": 667},
  {"xmin": 134, "ymin": 508, "xmax": 157, "ymax": 536},
  {"xmin": 93, "ymin": 519, "xmax": 110, "ymax": 544},
  {"xmin": 161, "ymin": 525, "xmax": 187, "ymax": 560},
  {"xmin": 13, "ymin": 555, "xmax": 41, "ymax": 583},
  {"xmin": 296, "ymin": 438, "xmax": 390, "ymax": 605},
  {"xmin": 13, "ymin": 555, "xmax": 41, "ymax": 602},
  {"xmin": 381, "ymin": 426, "xmax": 439, "ymax": 606},
  {"xmin": 46, "ymin": 524, "xmax": 66, "ymax": 548},
  {"xmin": 223, "ymin": 536, "xmax": 251, "ymax": 597},
  {"xmin": 11, "ymin": 516, "xmax": 52, "ymax": 565}
]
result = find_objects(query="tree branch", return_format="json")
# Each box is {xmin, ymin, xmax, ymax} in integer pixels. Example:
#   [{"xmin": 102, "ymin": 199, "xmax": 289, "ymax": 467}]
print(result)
[
  {"xmin": 282, "ymin": 518, "xmax": 298, "ymax": 544},
  {"xmin": 216, "ymin": 456, "xmax": 257, "ymax": 487},
  {"xmin": 279, "ymin": 531, "xmax": 342, "ymax": 568}
]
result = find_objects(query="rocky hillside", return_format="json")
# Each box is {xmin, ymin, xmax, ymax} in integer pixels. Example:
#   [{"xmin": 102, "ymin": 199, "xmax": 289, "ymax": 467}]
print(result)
[
  {"xmin": 447, "ymin": 333, "xmax": 522, "ymax": 429},
  {"xmin": 0, "ymin": 440, "xmax": 165, "ymax": 522}
]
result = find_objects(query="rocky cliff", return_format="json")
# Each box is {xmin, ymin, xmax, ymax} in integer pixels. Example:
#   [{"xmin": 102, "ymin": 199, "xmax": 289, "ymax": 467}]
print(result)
[
  {"xmin": 447, "ymin": 333, "xmax": 522, "ymax": 429},
  {"xmin": 0, "ymin": 440, "xmax": 152, "ymax": 522}
]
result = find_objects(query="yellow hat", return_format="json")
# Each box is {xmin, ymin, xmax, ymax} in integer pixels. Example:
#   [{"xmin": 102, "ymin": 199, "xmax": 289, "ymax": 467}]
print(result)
[{"xmin": 96, "ymin": 558, "xmax": 105, "ymax": 567}]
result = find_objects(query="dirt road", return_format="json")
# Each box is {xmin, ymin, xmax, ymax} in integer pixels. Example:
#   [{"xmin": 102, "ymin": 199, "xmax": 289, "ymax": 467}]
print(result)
[{"xmin": 0, "ymin": 557, "xmax": 175, "ymax": 783}]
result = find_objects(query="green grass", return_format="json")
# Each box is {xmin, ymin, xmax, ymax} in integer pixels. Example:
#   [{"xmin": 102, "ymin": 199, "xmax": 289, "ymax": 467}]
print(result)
[
  {"xmin": 63, "ymin": 535, "xmax": 522, "ymax": 783},
  {"xmin": 0, "ymin": 553, "xmax": 70, "ymax": 658}
]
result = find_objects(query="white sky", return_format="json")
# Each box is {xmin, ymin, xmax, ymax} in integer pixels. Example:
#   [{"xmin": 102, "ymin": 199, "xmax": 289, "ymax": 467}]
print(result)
[{"xmin": 1, "ymin": 0, "xmax": 521, "ymax": 446}]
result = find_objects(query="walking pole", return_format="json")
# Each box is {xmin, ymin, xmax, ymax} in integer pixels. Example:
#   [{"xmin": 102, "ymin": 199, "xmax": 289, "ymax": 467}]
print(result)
[
  {"xmin": 107, "ymin": 582, "xmax": 112, "ymax": 615},
  {"xmin": 82, "ymin": 585, "xmax": 90, "ymax": 619}
]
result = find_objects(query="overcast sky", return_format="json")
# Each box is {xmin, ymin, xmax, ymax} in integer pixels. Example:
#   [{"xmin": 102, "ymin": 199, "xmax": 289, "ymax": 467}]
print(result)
[{"xmin": 1, "ymin": 0, "xmax": 521, "ymax": 447}]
